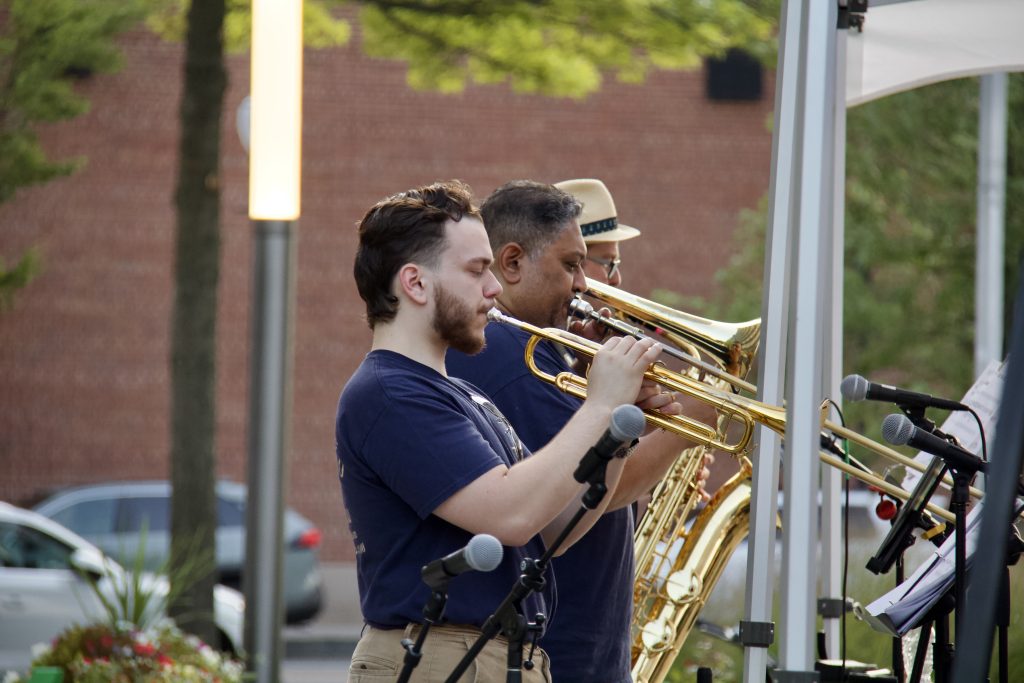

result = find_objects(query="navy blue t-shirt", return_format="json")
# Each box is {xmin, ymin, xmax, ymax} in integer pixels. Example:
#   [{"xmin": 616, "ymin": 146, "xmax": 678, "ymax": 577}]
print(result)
[
  {"xmin": 335, "ymin": 350, "xmax": 550, "ymax": 630},
  {"xmin": 448, "ymin": 324, "xmax": 636, "ymax": 683}
]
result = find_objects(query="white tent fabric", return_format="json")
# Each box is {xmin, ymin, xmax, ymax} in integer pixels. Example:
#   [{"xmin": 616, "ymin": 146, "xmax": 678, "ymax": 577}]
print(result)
[{"xmin": 846, "ymin": 0, "xmax": 1024, "ymax": 106}]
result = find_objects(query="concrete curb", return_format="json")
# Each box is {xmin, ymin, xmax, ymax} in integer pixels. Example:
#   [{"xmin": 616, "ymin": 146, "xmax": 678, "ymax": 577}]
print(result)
[
  {"xmin": 282, "ymin": 562, "xmax": 362, "ymax": 660},
  {"xmin": 284, "ymin": 633, "xmax": 358, "ymax": 660}
]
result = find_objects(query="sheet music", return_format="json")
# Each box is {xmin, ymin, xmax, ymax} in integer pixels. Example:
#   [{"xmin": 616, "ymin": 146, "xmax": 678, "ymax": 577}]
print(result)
[
  {"xmin": 863, "ymin": 503, "xmax": 984, "ymax": 637},
  {"xmin": 899, "ymin": 359, "xmax": 1005, "ymax": 493}
]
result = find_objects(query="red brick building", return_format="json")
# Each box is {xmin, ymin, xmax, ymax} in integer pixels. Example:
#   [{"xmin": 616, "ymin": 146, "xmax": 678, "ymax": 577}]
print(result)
[{"xmin": 0, "ymin": 30, "xmax": 773, "ymax": 562}]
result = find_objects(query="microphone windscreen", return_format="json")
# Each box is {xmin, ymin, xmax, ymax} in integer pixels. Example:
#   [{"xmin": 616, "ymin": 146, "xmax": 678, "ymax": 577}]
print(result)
[
  {"xmin": 609, "ymin": 404, "xmax": 646, "ymax": 442},
  {"xmin": 464, "ymin": 534, "xmax": 503, "ymax": 572},
  {"xmin": 840, "ymin": 374, "xmax": 869, "ymax": 402},
  {"xmin": 881, "ymin": 414, "xmax": 914, "ymax": 446}
]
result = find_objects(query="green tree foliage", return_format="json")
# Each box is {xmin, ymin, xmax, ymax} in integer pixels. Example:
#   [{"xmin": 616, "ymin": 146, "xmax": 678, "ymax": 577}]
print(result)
[
  {"xmin": 355, "ymin": 0, "xmax": 776, "ymax": 97},
  {"xmin": 147, "ymin": 0, "xmax": 351, "ymax": 52},
  {"xmin": 0, "ymin": 246, "xmax": 38, "ymax": 309},
  {"xmin": 0, "ymin": 0, "xmax": 141, "ymax": 304},
  {"xmin": 150, "ymin": 0, "xmax": 776, "ymax": 96},
  {"xmin": 0, "ymin": 0, "xmax": 142, "ymax": 200},
  {"xmin": 688, "ymin": 75, "xmax": 1024, "ymax": 443}
]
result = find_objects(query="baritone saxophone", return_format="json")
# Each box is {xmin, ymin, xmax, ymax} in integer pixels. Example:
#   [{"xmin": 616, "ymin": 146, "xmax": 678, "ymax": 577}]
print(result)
[{"xmin": 580, "ymin": 281, "xmax": 765, "ymax": 683}]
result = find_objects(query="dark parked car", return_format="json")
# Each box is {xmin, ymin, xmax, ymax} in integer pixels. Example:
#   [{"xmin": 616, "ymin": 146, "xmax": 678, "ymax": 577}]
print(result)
[{"xmin": 33, "ymin": 480, "xmax": 323, "ymax": 624}]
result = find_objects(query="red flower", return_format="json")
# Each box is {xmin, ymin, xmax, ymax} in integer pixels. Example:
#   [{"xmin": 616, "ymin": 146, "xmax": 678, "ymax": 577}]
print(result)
[
  {"xmin": 133, "ymin": 641, "xmax": 156, "ymax": 657},
  {"xmin": 157, "ymin": 653, "xmax": 174, "ymax": 668}
]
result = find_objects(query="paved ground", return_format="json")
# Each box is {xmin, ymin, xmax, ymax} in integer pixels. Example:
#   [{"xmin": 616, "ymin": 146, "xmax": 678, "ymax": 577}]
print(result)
[
  {"xmin": 283, "ymin": 562, "xmax": 362, "ymax": 651},
  {"xmin": 282, "ymin": 657, "xmax": 350, "ymax": 682},
  {"xmin": 280, "ymin": 562, "xmax": 360, "ymax": 681}
]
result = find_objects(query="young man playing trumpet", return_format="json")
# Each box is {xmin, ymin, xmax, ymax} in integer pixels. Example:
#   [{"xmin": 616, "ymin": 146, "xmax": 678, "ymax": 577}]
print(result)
[
  {"xmin": 336, "ymin": 180, "xmax": 667, "ymax": 682},
  {"xmin": 447, "ymin": 179, "xmax": 716, "ymax": 682}
]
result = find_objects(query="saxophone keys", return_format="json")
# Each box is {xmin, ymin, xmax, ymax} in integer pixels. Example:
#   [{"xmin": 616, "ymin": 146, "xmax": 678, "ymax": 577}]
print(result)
[
  {"xmin": 665, "ymin": 569, "xmax": 703, "ymax": 603},
  {"xmin": 639, "ymin": 618, "xmax": 675, "ymax": 652}
]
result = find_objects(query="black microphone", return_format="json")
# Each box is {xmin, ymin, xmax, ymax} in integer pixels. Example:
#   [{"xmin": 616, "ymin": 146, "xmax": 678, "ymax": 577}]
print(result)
[
  {"xmin": 573, "ymin": 404, "xmax": 646, "ymax": 483},
  {"xmin": 421, "ymin": 534, "xmax": 503, "ymax": 590},
  {"xmin": 840, "ymin": 374, "xmax": 967, "ymax": 412},
  {"xmin": 881, "ymin": 414, "xmax": 986, "ymax": 475}
]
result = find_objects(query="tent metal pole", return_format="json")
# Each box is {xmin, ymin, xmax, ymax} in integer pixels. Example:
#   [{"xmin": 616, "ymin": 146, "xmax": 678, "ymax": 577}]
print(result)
[
  {"xmin": 776, "ymin": 0, "xmax": 838, "ymax": 677},
  {"xmin": 820, "ymin": 12, "xmax": 848, "ymax": 660},
  {"xmin": 975, "ymin": 72, "xmax": 1007, "ymax": 382}
]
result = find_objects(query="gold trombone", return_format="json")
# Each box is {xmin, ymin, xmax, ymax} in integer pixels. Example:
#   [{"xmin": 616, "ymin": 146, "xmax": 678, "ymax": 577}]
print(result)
[
  {"xmin": 585, "ymin": 278, "xmax": 761, "ymax": 381},
  {"xmin": 486, "ymin": 307, "xmax": 960, "ymax": 523},
  {"xmin": 575, "ymin": 279, "xmax": 984, "ymax": 504}
]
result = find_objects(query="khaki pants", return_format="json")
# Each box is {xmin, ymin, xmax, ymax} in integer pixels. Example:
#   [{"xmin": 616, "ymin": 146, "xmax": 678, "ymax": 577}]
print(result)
[{"xmin": 348, "ymin": 623, "xmax": 552, "ymax": 683}]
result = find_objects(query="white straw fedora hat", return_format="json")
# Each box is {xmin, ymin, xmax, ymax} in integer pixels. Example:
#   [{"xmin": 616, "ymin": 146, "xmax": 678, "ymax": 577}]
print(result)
[{"xmin": 555, "ymin": 178, "xmax": 641, "ymax": 243}]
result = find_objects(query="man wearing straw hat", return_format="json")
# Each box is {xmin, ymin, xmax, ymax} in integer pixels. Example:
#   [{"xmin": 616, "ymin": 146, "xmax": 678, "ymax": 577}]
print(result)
[
  {"xmin": 447, "ymin": 179, "xmax": 713, "ymax": 682},
  {"xmin": 555, "ymin": 178, "xmax": 639, "ymax": 290}
]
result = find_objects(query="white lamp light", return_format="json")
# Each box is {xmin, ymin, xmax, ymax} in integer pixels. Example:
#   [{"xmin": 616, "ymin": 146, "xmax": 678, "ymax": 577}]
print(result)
[{"xmin": 249, "ymin": 0, "xmax": 302, "ymax": 220}]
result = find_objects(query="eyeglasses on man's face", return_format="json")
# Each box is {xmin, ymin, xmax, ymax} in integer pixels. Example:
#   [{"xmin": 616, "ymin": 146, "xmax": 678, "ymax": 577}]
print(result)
[{"xmin": 585, "ymin": 256, "xmax": 621, "ymax": 280}]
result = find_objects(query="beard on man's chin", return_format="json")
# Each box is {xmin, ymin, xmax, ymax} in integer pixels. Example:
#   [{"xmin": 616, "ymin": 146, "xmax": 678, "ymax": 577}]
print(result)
[{"xmin": 432, "ymin": 285, "xmax": 486, "ymax": 355}]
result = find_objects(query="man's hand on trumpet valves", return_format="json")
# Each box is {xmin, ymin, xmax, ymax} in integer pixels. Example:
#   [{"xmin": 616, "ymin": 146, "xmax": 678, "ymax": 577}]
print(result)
[
  {"xmin": 633, "ymin": 379, "xmax": 682, "ymax": 434},
  {"xmin": 583, "ymin": 335, "xmax": 663, "ymax": 411}
]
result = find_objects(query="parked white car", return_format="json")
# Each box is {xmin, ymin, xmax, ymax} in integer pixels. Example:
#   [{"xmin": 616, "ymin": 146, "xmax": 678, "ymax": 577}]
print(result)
[
  {"xmin": 34, "ymin": 480, "xmax": 323, "ymax": 624},
  {"xmin": 0, "ymin": 501, "xmax": 244, "ymax": 674}
]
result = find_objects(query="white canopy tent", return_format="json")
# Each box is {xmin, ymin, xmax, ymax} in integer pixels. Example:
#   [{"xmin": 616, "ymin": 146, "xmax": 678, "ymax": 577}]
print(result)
[
  {"xmin": 740, "ymin": 2, "xmax": 1024, "ymax": 681},
  {"xmin": 846, "ymin": 0, "xmax": 1024, "ymax": 107}
]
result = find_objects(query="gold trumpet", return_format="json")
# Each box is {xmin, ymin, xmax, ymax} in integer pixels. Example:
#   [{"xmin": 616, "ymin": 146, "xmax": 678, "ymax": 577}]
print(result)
[{"xmin": 486, "ymin": 307, "xmax": 957, "ymax": 522}]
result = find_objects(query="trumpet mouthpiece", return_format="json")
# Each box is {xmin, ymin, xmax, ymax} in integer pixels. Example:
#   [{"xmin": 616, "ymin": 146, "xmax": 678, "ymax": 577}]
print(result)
[
  {"xmin": 486, "ymin": 308, "xmax": 505, "ymax": 323},
  {"xmin": 569, "ymin": 297, "xmax": 595, "ymax": 319}
]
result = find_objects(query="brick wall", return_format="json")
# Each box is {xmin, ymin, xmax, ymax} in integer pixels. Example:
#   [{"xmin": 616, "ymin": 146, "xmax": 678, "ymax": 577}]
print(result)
[{"xmin": 0, "ymin": 30, "xmax": 773, "ymax": 562}]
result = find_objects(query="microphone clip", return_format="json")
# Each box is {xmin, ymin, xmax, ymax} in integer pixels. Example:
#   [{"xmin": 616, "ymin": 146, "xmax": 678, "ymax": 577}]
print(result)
[{"xmin": 898, "ymin": 404, "xmax": 937, "ymax": 434}]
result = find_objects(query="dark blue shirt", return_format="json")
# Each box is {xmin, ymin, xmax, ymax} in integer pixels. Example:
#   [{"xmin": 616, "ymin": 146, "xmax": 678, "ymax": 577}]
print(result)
[
  {"xmin": 448, "ymin": 324, "xmax": 636, "ymax": 683},
  {"xmin": 335, "ymin": 350, "xmax": 549, "ymax": 630}
]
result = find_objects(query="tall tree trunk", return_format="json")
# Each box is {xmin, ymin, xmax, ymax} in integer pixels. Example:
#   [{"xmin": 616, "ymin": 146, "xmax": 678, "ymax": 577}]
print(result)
[{"xmin": 169, "ymin": 0, "xmax": 226, "ymax": 646}]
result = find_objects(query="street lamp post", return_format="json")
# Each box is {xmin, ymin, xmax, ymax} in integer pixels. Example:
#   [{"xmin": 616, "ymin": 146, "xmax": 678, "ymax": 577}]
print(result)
[{"xmin": 243, "ymin": 2, "xmax": 303, "ymax": 682}]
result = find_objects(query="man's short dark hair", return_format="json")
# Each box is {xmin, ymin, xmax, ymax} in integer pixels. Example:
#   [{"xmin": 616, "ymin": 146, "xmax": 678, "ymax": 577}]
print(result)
[
  {"xmin": 354, "ymin": 180, "xmax": 480, "ymax": 328},
  {"xmin": 480, "ymin": 180, "xmax": 582, "ymax": 257}
]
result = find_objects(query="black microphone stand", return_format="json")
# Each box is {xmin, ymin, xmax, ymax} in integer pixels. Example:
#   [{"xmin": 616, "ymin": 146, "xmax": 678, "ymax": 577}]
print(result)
[
  {"xmin": 397, "ymin": 583, "xmax": 450, "ymax": 683},
  {"xmin": 893, "ymin": 405, "xmax": 987, "ymax": 653},
  {"xmin": 874, "ymin": 407, "xmax": 952, "ymax": 683},
  {"xmin": 919, "ymin": 433, "xmax": 983, "ymax": 683},
  {"xmin": 892, "ymin": 552, "xmax": 905, "ymax": 683},
  {"xmin": 443, "ymin": 450, "xmax": 617, "ymax": 682}
]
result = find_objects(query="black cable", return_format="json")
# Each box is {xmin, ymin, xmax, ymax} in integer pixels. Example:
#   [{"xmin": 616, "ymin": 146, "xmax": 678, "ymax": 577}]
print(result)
[{"xmin": 966, "ymin": 406, "xmax": 988, "ymax": 462}]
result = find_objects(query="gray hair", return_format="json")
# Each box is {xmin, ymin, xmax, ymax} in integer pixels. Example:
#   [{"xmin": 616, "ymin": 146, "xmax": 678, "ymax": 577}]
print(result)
[{"xmin": 480, "ymin": 180, "xmax": 582, "ymax": 258}]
